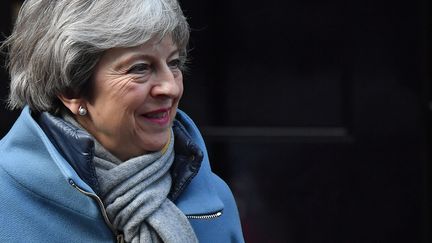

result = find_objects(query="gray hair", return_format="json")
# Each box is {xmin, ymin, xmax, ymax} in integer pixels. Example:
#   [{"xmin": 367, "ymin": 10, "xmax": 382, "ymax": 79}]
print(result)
[{"xmin": 2, "ymin": 0, "xmax": 190, "ymax": 112}]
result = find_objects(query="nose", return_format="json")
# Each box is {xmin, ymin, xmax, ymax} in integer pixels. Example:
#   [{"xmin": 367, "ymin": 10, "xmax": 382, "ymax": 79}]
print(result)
[{"xmin": 151, "ymin": 65, "xmax": 183, "ymax": 98}]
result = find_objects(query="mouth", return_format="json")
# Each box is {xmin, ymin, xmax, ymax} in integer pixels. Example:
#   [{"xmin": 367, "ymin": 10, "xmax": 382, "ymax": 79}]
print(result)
[{"xmin": 141, "ymin": 108, "xmax": 171, "ymax": 126}]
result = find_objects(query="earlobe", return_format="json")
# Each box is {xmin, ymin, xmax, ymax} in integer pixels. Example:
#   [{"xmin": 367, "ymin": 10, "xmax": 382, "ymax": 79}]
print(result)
[
  {"xmin": 78, "ymin": 106, "xmax": 87, "ymax": 116},
  {"xmin": 57, "ymin": 94, "xmax": 85, "ymax": 116}
]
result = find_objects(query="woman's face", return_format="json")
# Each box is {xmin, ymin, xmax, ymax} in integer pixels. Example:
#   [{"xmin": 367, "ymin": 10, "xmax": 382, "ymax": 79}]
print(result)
[{"xmin": 77, "ymin": 36, "xmax": 183, "ymax": 161}]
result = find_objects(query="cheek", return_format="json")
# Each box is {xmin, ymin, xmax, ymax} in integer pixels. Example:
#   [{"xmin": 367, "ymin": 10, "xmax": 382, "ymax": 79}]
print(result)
[
  {"xmin": 90, "ymin": 76, "xmax": 132, "ymax": 107},
  {"xmin": 118, "ymin": 84, "xmax": 151, "ymax": 106},
  {"xmin": 177, "ymin": 77, "xmax": 184, "ymax": 98}
]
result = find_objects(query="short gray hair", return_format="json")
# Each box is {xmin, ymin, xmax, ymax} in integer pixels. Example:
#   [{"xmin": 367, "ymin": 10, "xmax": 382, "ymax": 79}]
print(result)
[{"xmin": 2, "ymin": 0, "xmax": 190, "ymax": 112}]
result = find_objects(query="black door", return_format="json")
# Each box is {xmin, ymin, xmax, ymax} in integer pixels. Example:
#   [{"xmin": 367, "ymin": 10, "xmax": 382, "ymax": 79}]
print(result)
[
  {"xmin": 0, "ymin": 1, "xmax": 19, "ymax": 134},
  {"xmin": 179, "ymin": 0, "xmax": 430, "ymax": 242}
]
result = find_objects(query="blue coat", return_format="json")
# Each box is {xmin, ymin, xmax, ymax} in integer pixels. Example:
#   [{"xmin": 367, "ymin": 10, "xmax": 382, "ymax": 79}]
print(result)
[{"xmin": 0, "ymin": 107, "xmax": 244, "ymax": 243}]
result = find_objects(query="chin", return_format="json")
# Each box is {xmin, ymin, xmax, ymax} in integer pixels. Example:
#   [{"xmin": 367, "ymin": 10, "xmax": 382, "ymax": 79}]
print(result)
[{"xmin": 142, "ymin": 133, "xmax": 171, "ymax": 152}]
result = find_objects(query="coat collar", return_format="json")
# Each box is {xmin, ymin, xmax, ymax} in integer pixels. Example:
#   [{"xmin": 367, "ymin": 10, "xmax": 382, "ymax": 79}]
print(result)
[
  {"xmin": 37, "ymin": 111, "xmax": 100, "ymax": 191},
  {"xmin": 172, "ymin": 110, "xmax": 225, "ymax": 215}
]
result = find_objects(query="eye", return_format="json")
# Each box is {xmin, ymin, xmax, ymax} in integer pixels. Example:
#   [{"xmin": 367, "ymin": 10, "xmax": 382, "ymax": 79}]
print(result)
[
  {"xmin": 127, "ymin": 63, "xmax": 151, "ymax": 74},
  {"xmin": 168, "ymin": 59, "xmax": 182, "ymax": 70}
]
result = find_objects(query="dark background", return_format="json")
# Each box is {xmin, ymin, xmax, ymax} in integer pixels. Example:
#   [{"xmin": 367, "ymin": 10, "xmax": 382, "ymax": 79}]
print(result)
[{"xmin": 1, "ymin": 0, "xmax": 431, "ymax": 242}]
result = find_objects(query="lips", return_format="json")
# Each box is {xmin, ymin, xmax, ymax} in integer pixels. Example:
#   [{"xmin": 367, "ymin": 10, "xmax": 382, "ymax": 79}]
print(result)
[
  {"xmin": 145, "ymin": 111, "xmax": 168, "ymax": 119},
  {"xmin": 142, "ymin": 108, "xmax": 171, "ymax": 126}
]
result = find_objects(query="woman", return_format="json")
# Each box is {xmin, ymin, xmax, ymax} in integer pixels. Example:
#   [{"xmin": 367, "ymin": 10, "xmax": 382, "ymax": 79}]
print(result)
[{"xmin": 0, "ymin": 0, "xmax": 244, "ymax": 242}]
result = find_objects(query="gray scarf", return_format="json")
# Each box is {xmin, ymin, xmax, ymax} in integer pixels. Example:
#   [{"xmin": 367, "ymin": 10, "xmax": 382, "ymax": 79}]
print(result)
[{"xmin": 63, "ymin": 115, "xmax": 198, "ymax": 243}]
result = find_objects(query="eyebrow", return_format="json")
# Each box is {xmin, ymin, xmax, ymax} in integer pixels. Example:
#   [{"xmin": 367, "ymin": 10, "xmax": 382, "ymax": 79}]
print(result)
[
  {"xmin": 113, "ymin": 48, "xmax": 180, "ymax": 72},
  {"xmin": 125, "ymin": 48, "xmax": 179, "ymax": 62}
]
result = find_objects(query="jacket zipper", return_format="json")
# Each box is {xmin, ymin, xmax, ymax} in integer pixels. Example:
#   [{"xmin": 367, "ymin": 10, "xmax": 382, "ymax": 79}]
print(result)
[
  {"xmin": 186, "ymin": 211, "xmax": 223, "ymax": 219},
  {"xmin": 69, "ymin": 180, "xmax": 221, "ymax": 240},
  {"xmin": 69, "ymin": 179, "xmax": 125, "ymax": 243}
]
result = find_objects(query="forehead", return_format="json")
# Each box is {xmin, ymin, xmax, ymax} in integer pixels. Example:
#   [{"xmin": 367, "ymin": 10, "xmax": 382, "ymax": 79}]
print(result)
[{"xmin": 131, "ymin": 35, "xmax": 177, "ymax": 53}]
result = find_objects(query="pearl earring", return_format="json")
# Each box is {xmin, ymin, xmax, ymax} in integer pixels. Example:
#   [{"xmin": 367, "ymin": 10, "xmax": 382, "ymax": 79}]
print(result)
[{"xmin": 78, "ymin": 106, "xmax": 87, "ymax": 116}]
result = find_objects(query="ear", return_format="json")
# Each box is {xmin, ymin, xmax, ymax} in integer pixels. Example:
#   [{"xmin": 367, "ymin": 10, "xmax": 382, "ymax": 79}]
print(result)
[{"xmin": 57, "ymin": 94, "xmax": 85, "ymax": 116}]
